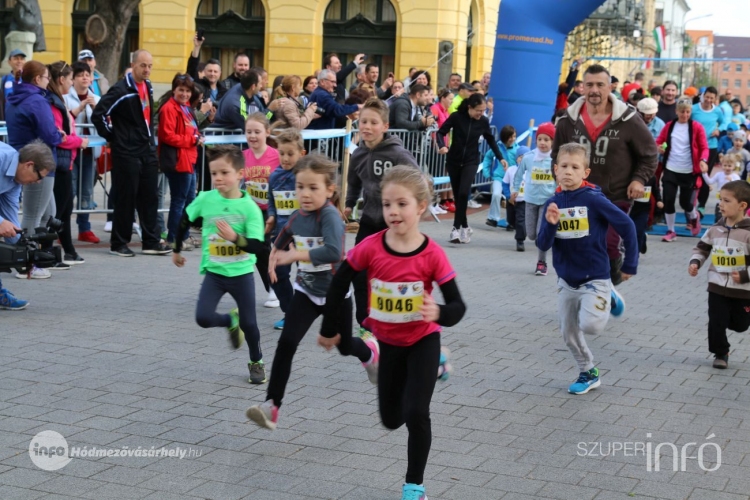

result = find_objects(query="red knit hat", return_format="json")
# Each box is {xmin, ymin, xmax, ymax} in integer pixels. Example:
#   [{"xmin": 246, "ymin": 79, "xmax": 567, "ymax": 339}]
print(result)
[{"xmin": 536, "ymin": 122, "xmax": 556, "ymax": 139}]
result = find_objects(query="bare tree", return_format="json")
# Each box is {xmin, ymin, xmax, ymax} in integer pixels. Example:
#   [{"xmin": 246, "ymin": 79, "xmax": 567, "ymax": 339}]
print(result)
[{"xmin": 88, "ymin": 0, "xmax": 141, "ymax": 85}]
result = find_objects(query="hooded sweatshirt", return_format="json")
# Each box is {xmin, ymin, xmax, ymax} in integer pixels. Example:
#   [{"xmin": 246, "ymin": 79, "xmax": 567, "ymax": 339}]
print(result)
[
  {"xmin": 691, "ymin": 102, "xmax": 726, "ymax": 150},
  {"xmin": 552, "ymin": 94, "xmax": 658, "ymax": 204},
  {"xmin": 537, "ymin": 182, "xmax": 638, "ymax": 288},
  {"xmin": 345, "ymin": 134, "xmax": 419, "ymax": 228},
  {"xmin": 5, "ymin": 82, "xmax": 62, "ymax": 159},
  {"xmin": 513, "ymin": 149, "xmax": 555, "ymax": 206},
  {"xmin": 691, "ymin": 217, "xmax": 750, "ymax": 299}
]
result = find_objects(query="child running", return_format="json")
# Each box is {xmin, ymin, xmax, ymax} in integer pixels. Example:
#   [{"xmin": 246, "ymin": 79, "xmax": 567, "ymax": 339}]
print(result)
[
  {"xmin": 506, "ymin": 160, "xmax": 526, "ymax": 251},
  {"xmin": 266, "ymin": 129, "xmax": 306, "ymax": 331},
  {"xmin": 537, "ymin": 143, "xmax": 638, "ymax": 395},
  {"xmin": 704, "ymin": 153, "xmax": 741, "ymax": 220},
  {"xmin": 513, "ymin": 122, "xmax": 556, "ymax": 275},
  {"xmin": 689, "ymin": 180, "xmax": 750, "ymax": 369},
  {"xmin": 482, "ymin": 125, "xmax": 518, "ymax": 228},
  {"xmin": 246, "ymin": 154, "xmax": 378, "ymax": 430},
  {"xmin": 243, "ymin": 112, "xmax": 280, "ymax": 307},
  {"xmin": 320, "ymin": 166, "xmax": 466, "ymax": 500},
  {"xmin": 172, "ymin": 145, "xmax": 268, "ymax": 384},
  {"xmin": 500, "ymin": 146, "xmax": 529, "ymax": 233}
]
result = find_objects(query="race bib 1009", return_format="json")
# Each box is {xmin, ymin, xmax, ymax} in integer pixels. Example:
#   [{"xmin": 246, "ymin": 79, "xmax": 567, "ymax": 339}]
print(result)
[{"xmin": 208, "ymin": 234, "xmax": 248, "ymax": 263}]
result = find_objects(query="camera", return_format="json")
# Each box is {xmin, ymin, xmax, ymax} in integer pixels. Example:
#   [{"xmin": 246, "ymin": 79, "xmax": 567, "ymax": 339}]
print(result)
[{"xmin": 0, "ymin": 216, "xmax": 62, "ymax": 274}]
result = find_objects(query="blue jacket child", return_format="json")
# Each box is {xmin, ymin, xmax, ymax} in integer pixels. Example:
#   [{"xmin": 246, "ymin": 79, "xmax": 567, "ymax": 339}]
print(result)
[
  {"xmin": 500, "ymin": 145, "xmax": 529, "ymax": 199},
  {"xmin": 718, "ymin": 123, "xmax": 740, "ymax": 155},
  {"xmin": 482, "ymin": 142, "xmax": 518, "ymax": 182},
  {"xmin": 537, "ymin": 182, "xmax": 638, "ymax": 288}
]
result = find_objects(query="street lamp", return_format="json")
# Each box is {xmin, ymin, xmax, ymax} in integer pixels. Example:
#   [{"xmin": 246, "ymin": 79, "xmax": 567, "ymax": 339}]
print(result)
[{"xmin": 680, "ymin": 14, "xmax": 713, "ymax": 91}]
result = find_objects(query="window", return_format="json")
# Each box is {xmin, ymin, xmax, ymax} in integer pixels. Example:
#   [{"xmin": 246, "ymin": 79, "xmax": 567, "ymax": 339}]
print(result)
[
  {"xmin": 736, "ymin": 79, "xmax": 742, "ymax": 88},
  {"xmin": 195, "ymin": 0, "xmax": 266, "ymax": 69},
  {"xmin": 723, "ymin": 64, "xmax": 730, "ymax": 72},
  {"xmin": 654, "ymin": 8, "xmax": 663, "ymax": 26},
  {"xmin": 738, "ymin": 64, "xmax": 744, "ymax": 72},
  {"xmin": 722, "ymin": 79, "xmax": 729, "ymax": 88},
  {"xmin": 325, "ymin": 0, "xmax": 396, "ymax": 22},
  {"xmin": 699, "ymin": 36, "xmax": 708, "ymax": 46}
]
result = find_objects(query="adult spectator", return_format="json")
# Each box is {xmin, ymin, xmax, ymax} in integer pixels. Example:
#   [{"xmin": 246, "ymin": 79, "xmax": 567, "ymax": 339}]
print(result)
[
  {"xmin": 217, "ymin": 53, "xmax": 250, "ymax": 100},
  {"xmin": 187, "ymin": 34, "xmax": 221, "ymax": 103},
  {"xmin": 448, "ymin": 82, "xmax": 476, "ymax": 114},
  {"xmin": 724, "ymin": 89, "xmax": 733, "ymax": 101},
  {"xmin": 5, "ymin": 60, "xmax": 64, "ymax": 279},
  {"xmin": 718, "ymin": 94, "xmax": 734, "ymax": 124},
  {"xmin": 306, "ymin": 69, "xmax": 362, "ymax": 130},
  {"xmin": 402, "ymin": 67, "xmax": 418, "ymax": 92},
  {"xmin": 412, "ymin": 69, "xmax": 431, "ymax": 87},
  {"xmin": 213, "ymin": 70, "xmax": 264, "ymax": 130},
  {"xmin": 92, "ymin": 49, "xmax": 172, "ymax": 257},
  {"xmin": 481, "ymin": 72, "xmax": 491, "ymax": 92},
  {"xmin": 610, "ymin": 75, "xmax": 621, "ymax": 99},
  {"xmin": 389, "ymin": 84, "xmax": 434, "ymax": 130},
  {"xmin": 647, "ymin": 79, "xmax": 657, "ymax": 93},
  {"xmin": 636, "ymin": 97, "xmax": 665, "ymax": 139},
  {"xmin": 431, "ymin": 88, "xmax": 453, "ymax": 128},
  {"xmin": 0, "ymin": 140, "xmax": 55, "ymax": 309},
  {"xmin": 633, "ymin": 71, "xmax": 645, "ymax": 89},
  {"xmin": 323, "ymin": 52, "xmax": 364, "ymax": 103},
  {"xmin": 555, "ymin": 82, "xmax": 571, "ymax": 114},
  {"xmin": 2, "ymin": 49, "xmax": 25, "ymax": 99},
  {"xmin": 365, "ymin": 63, "xmax": 393, "ymax": 99},
  {"xmin": 650, "ymin": 86, "xmax": 662, "ymax": 103},
  {"xmin": 158, "ymin": 73, "xmax": 203, "ymax": 248},
  {"xmin": 250, "ymin": 66, "xmax": 269, "ymax": 101},
  {"xmin": 448, "ymin": 73, "xmax": 462, "ymax": 94},
  {"xmin": 272, "ymin": 75, "xmax": 317, "ymax": 130},
  {"xmin": 348, "ymin": 65, "xmax": 366, "ymax": 92},
  {"xmin": 692, "ymin": 86, "xmax": 726, "ymax": 213},
  {"xmin": 657, "ymin": 80, "xmax": 678, "ymax": 122},
  {"xmin": 567, "ymin": 80, "xmax": 584, "ymax": 105},
  {"xmin": 390, "ymin": 80, "xmax": 405, "ymax": 98},
  {"xmin": 302, "ymin": 75, "xmax": 317, "ymax": 100},
  {"xmin": 77, "ymin": 49, "xmax": 109, "ymax": 97},
  {"xmin": 552, "ymin": 64, "xmax": 657, "ymax": 285},
  {"xmin": 64, "ymin": 61, "xmax": 100, "ymax": 245}
]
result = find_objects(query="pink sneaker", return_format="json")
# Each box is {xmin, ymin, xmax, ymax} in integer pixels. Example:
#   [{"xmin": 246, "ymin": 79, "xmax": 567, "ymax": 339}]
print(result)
[
  {"xmin": 662, "ymin": 230, "xmax": 677, "ymax": 242},
  {"xmin": 246, "ymin": 400, "xmax": 278, "ymax": 430},
  {"xmin": 690, "ymin": 217, "xmax": 701, "ymax": 236},
  {"xmin": 363, "ymin": 338, "xmax": 379, "ymax": 385}
]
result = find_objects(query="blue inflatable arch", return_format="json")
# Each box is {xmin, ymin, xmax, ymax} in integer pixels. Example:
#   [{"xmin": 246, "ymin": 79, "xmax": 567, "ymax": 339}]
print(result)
[{"xmin": 488, "ymin": 0, "xmax": 605, "ymax": 135}]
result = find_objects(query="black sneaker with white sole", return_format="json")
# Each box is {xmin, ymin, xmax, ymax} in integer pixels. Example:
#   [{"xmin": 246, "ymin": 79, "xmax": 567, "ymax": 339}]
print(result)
[
  {"xmin": 63, "ymin": 253, "xmax": 85, "ymax": 265},
  {"xmin": 110, "ymin": 246, "xmax": 135, "ymax": 257},
  {"xmin": 142, "ymin": 243, "xmax": 173, "ymax": 255}
]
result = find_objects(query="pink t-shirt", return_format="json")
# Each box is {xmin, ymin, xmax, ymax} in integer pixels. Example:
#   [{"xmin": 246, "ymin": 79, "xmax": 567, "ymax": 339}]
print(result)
[
  {"xmin": 243, "ymin": 146, "xmax": 280, "ymax": 210},
  {"xmin": 346, "ymin": 230, "xmax": 457, "ymax": 346}
]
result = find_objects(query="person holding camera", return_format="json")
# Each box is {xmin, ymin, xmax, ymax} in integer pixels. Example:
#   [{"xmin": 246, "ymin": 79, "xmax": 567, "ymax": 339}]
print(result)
[
  {"xmin": 388, "ymin": 84, "xmax": 435, "ymax": 131},
  {"xmin": 0, "ymin": 140, "xmax": 55, "ymax": 309},
  {"xmin": 364, "ymin": 63, "xmax": 394, "ymax": 100},
  {"xmin": 271, "ymin": 75, "xmax": 318, "ymax": 130},
  {"xmin": 306, "ymin": 70, "xmax": 362, "ymax": 131},
  {"xmin": 187, "ymin": 31, "xmax": 221, "ymax": 105}
]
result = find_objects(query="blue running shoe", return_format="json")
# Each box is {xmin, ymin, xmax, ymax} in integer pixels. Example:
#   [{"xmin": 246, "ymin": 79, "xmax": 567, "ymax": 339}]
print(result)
[
  {"xmin": 437, "ymin": 347, "xmax": 452, "ymax": 382},
  {"xmin": 568, "ymin": 367, "xmax": 600, "ymax": 395},
  {"xmin": 0, "ymin": 288, "xmax": 28, "ymax": 310},
  {"xmin": 273, "ymin": 318, "xmax": 284, "ymax": 330},
  {"xmin": 610, "ymin": 287, "xmax": 625, "ymax": 317},
  {"xmin": 402, "ymin": 483, "xmax": 427, "ymax": 500}
]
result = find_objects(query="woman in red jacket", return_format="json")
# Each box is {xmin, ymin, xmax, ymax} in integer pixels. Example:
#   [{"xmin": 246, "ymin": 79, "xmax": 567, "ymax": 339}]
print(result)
[
  {"xmin": 656, "ymin": 98, "xmax": 709, "ymax": 241},
  {"xmin": 158, "ymin": 74, "xmax": 204, "ymax": 247}
]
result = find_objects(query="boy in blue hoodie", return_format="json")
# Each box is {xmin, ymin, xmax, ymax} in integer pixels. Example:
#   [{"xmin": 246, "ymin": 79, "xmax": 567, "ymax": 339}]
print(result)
[{"xmin": 537, "ymin": 143, "xmax": 638, "ymax": 395}]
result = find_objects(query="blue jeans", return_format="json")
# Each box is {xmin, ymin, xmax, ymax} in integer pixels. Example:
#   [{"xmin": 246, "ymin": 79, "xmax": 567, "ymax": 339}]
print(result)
[
  {"xmin": 165, "ymin": 170, "xmax": 196, "ymax": 243},
  {"xmin": 72, "ymin": 153, "xmax": 95, "ymax": 232}
]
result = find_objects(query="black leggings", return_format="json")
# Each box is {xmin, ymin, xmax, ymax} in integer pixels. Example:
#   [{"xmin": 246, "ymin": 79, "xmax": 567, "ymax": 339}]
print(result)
[
  {"xmin": 379, "ymin": 332, "xmax": 441, "ymax": 485},
  {"xmin": 266, "ymin": 291, "xmax": 371, "ymax": 407},
  {"xmin": 195, "ymin": 271, "xmax": 262, "ymax": 362},
  {"xmin": 661, "ymin": 169, "xmax": 696, "ymax": 215},
  {"xmin": 52, "ymin": 168, "xmax": 76, "ymax": 256},
  {"xmin": 353, "ymin": 219, "xmax": 387, "ymax": 326},
  {"xmin": 708, "ymin": 292, "xmax": 750, "ymax": 356},
  {"xmin": 447, "ymin": 160, "xmax": 477, "ymax": 229}
]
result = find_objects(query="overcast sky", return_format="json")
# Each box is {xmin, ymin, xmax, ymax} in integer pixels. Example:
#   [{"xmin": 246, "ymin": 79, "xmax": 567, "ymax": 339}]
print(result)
[{"xmin": 683, "ymin": 0, "xmax": 750, "ymax": 36}]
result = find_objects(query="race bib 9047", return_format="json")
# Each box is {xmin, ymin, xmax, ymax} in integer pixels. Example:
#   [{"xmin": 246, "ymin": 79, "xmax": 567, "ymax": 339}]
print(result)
[
  {"xmin": 711, "ymin": 245, "xmax": 746, "ymax": 273},
  {"xmin": 369, "ymin": 279, "xmax": 424, "ymax": 323},
  {"xmin": 555, "ymin": 206, "xmax": 589, "ymax": 239}
]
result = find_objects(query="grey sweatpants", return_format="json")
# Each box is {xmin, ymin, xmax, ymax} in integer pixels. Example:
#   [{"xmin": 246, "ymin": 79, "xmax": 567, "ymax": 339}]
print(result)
[
  {"xmin": 525, "ymin": 202, "xmax": 548, "ymax": 263},
  {"xmin": 557, "ymin": 278, "xmax": 611, "ymax": 372},
  {"xmin": 22, "ymin": 175, "xmax": 56, "ymax": 231}
]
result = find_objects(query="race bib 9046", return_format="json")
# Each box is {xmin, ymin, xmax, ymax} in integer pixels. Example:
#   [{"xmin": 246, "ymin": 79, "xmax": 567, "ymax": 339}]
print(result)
[
  {"xmin": 555, "ymin": 206, "xmax": 589, "ymax": 239},
  {"xmin": 711, "ymin": 245, "xmax": 746, "ymax": 273},
  {"xmin": 369, "ymin": 279, "xmax": 424, "ymax": 323}
]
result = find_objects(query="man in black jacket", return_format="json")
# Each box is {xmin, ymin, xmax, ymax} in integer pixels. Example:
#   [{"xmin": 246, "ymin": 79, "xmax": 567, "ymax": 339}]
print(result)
[
  {"xmin": 92, "ymin": 50, "xmax": 171, "ymax": 257},
  {"xmin": 217, "ymin": 53, "xmax": 250, "ymax": 100},
  {"xmin": 187, "ymin": 34, "xmax": 221, "ymax": 104},
  {"xmin": 323, "ymin": 52, "xmax": 364, "ymax": 103},
  {"xmin": 388, "ymin": 84, "xmax": 434, "ymax": 131}
]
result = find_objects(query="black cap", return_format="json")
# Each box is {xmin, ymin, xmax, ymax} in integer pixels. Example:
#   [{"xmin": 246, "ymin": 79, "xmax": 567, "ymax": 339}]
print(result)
[
  {"xmin": 610, "ymin": 75, "xmax": 619, "ymax": 83},
  {"xmin": 459, "ymin": 82, "xmax": 476, "ymax": 92}
]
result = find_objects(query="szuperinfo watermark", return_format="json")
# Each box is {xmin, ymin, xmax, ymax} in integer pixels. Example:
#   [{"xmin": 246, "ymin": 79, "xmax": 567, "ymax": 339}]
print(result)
[
  {"xmin": 577, "ymin": 433, "xmax": 722, "ymax": 472},
  {"xmin": 29, "ymin": 431, "xmax": 202, "ymax": 471}
]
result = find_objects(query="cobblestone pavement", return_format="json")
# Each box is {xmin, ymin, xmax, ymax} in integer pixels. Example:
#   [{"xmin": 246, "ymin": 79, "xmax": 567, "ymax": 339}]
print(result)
[{"xmin": 1, "ymin": 209, "xmax": 749, "ymax": 500}]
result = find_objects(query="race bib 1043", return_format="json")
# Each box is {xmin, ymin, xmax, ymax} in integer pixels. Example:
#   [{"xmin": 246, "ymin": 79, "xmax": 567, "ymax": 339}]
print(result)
[
  {"xmin": 369, "ymin": 279, "xmax": 424, "ymax": 323},
  {"xmin": 711, "ymin": 245, "xmax": 746, "ymax": 273},
  {"xmin": 555, "ymin": 206, "xmax": 589, "ymax": 239},
  {"xmin": 274, "ymin": 190, "xmax": 299, "ymax": 216}
]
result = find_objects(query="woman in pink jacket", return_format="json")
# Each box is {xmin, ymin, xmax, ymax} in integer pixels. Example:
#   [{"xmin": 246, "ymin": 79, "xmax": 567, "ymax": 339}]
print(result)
[{"xmin": 48, "ymin": 61, "xmax": 88, "ymax": 265}]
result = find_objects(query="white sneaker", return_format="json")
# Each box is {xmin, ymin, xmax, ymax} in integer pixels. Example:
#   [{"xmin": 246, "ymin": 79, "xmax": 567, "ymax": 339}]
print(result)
[
  {"xmin": 467, "ymin": 226, "xmax": 473, "ymax": 236},
  {"xmin": 449, "ymin": 227, "xmax": 461, "ymax": 244},
  {"xmin": 16, "ymin": 266, "xmax": 51, "ymax": 279},
  {"xmin": 434, "ymin": 204, "xmax": 447, "ymax": 214},
  {"xmin": 459, "ymin": 227, "xmax": 471, "ymax": 243},
  {"xmin": 264, "ymin": 289, "xmax": 280, "ymax": 308},
  {"xmin": 104, "ymin": 221, "xmax": 112, "ymax": 232},
  {"xmin": 429, "ymin": 205, "xmax": 444, "ymax": 216},
  {"xmin": 467, "ymin": 199, "xmax": 482, "ymax": 208}
]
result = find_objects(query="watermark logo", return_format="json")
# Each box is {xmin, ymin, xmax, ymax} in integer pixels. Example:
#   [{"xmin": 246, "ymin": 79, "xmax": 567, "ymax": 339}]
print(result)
[
  {"xmin": 577, "ymin": 433, "xmax": 721, "ymax": 472},
  {"xmin": 28, "ymin": 431, "xmax": 203, "ymax": 471},
  {"xmin": 29, "ymin": 431, "xmax": 72, "ymax": 471}
]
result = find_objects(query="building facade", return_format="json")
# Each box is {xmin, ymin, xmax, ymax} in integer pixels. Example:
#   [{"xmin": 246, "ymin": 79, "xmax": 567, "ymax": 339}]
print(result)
[
  {"xmin": 1, "ymin": 0, "xmax": 500, "ymax": 88},
  {"xmin": 713, "ymin": 36, "xmax": 750, "ymax": 107}
]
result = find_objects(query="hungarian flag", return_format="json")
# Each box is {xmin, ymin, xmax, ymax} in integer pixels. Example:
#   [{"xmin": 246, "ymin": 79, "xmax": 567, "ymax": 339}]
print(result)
[
  {"xmin": 642, "ymin": 59, "xmax": 653, "ymax": 70},
  {"xmin": 653, "ymin": 25, "xmax": 666, "ymax": 53}
]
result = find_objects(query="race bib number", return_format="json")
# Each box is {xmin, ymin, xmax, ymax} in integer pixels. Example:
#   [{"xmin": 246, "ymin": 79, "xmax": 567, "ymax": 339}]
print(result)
[
  {"xmin": 274, "ymin": 190, "xmax": 299, "ymax": 216},
  {"xmin": 208, "ymin": 234, "xmax": 248, "ymax": 263},
  {"xmin": 293, "ymin": 236, "xmax": 330, "ymax": 272},
  {"xmin": 711, "ymin": 245, "xmax": 746, "ymax": 273},
  {"xmin": 530, "ymin": 167, "xmax": 554, "ymax": 185},
  {"xmin": 635, "ymin": 186, "xmax": 652, "ymax": 203},
  {"xmin": 369, "ymin": 279, "xmax": 424, "ymax": 323},
  {"xmin": 518, "ymin": 181, "xmax": 525, "ymax": 196},
  {"xmin": 555, "ymin": 206, "xmax": 589, "ymax": 239},
  {"xmin": 248, "ymin": 181, "xmax": 268, "ymax": 205}
]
